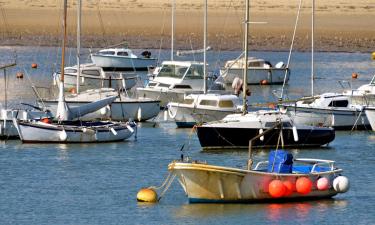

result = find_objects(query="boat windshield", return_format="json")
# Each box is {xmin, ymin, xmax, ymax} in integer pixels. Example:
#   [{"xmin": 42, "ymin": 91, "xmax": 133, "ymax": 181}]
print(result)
[
  {"xmin": 158, "ymin": 64, "xmax": 189, "ymax": 78},
  {"xmin": 185, "ymin": 64, "xmax": 204, "ymax": 79}
]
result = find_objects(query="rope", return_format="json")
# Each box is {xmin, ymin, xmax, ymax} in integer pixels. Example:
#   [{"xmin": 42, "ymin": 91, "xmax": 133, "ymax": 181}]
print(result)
[{"xmin": 147, "ymin": 171, "xmax": 176, "ymax": 201}]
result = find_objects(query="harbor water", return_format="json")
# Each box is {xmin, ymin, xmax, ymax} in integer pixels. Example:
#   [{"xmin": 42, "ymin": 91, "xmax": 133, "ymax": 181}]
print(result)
[{"xmin": 0, "ymin": 46, "xmax": 375, "ymax": 224}]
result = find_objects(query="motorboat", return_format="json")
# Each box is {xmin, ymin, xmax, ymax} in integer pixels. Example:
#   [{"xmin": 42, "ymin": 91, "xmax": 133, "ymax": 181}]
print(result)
[
  {"xmin": 90, "ymin": 48, "xmax": 157, "ymax": 71},
  {"xmin": 38, "ymin": 88, "xmax": 160, "ymax": 122},
  {"xmin": 136, "ymin": 61, "xmax": 215, "ymax": 108},
  {"xmin": 196, "ymin": 110, "xmax": 335, "ymax": 149},
  {"xmin": 365, "ymin": 106, "xmax": 375, "ymax": 131},
  {"xmin": 220, "ymin": 56, "xmax": 290, "ymax": 85},
  {"xmin": 167, "ymin": 93, "xmax": 242, "ymax": 128},
  {"xmin": 53, "ymin": 64, "xmax": 138, "ymax": 92}
]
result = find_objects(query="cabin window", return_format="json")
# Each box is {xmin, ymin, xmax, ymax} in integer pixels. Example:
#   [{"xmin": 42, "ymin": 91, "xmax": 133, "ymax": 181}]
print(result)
[
  {"xmin": 82, "ymin": 70, "xmax": 101, "ymax": 76},
  {"xmin": 158, "ymin": 83, "xmax": 170, "ymax": 88},
  {"xmin": 328, "ymin": 100, "xmax": 348, "ymax": 107},
  {"xmin": 99, "ymin": 51, "xmax": 115, "ymax": 55},
  {"xmin": 173, "ymin": 85, "xmax": 192, "ymax": 89},
  {"xmin": 185, "ymin": 65, "xmax": 204, "ymax": 79},
  {"xmin": 64, "ymin": 69, "xmax": 77, "ymax": 73},
  {"xmin": 117, "ymin": 52, "xmax": 129, "ymax": 56},
  {"xmin": 183, "ymin": 99, "xmax": 194, "ymax": 104},
  {"xmin": 199, "ymin": 100, "xmax": 217, "ymax": 107},
  {"xmin": 248, "ymin": 61, "xmax": 262, "ymax": 67},
  {"xmin": 158, "ymin": 65, "xmax": 188, "ymax": 78},
  {"xmin": 218, "ymin": 100, "xmax": 234, "ymax": 108}
]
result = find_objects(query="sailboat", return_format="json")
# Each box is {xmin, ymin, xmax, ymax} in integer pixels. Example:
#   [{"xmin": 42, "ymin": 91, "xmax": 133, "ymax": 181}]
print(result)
[
  {"xmin": 136, "ymin": 0, "xmax": 216, "ymax": 108},
  {"xmin": 37, "ymin": 0, "xmax": 160, "ymax": 122},
  {"xmin": 12, "ymin": 0, "xmax": 136, "ymax": 143},
  {"xmin": 283, "ymin": 0, "xmax": 370, "ymax": 130},
  {"xmin": 194, "ymin": 0, "xmax": 335, "ymax": 150},
  {"xmin": 166, "ymin": 0, "xmax": 242, "ymax": 128}
]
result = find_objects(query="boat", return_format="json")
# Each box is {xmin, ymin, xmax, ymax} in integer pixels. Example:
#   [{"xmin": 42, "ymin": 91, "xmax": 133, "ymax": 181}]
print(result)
[
  {"xmin": 13, "ymin": 0, "xmax": 136, "ymax": 143},
  {"xmin": 53, "ymin": 63, "xmax": 138, "ymax": 93},
  {"xmin": 168, "ymin": 109, "xmax": 349, "ymax": 203},
  {"xmin": 219, "ymin": 55, "xmax": 290, "ymax": 85},
  {"xmin": 90, "ymin": 47, "xmax": 157, "ymax": 71},
  {"xmin": 365, "ymin": 106, "xmax": 375, "ymax": 131},
  {"xmin": 38, "ymin": 88, "xmax": 160, "ymax": 122},
  {"xmin": 167, "ymin": 93, "xmax": 241, "ymax": 128},
  {"xmin": 136, "ymin": 60, "xmax": 215, "ymax": 108}
]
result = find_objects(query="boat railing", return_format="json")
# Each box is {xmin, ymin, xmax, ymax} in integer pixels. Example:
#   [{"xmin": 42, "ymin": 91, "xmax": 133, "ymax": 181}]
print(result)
[
  {"xmin": 294, "ymin": 158, "xmax": 335, "ymax": 172},
  {"xmin": 254, "ymin": 158, "xmax": 335, "ymax": 173}
]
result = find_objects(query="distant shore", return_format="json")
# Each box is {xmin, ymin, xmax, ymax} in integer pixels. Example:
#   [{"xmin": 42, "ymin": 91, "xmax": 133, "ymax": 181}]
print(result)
[{"xmin": 0, "ymin": 0, "xmax": 374, "ymax": 52}]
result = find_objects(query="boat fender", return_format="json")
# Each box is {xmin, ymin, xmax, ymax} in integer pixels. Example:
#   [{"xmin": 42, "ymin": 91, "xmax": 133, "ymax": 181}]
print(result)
[
  {"xmin": 167, "ymin": 106, "xmax": 177, "ymax": 119},
  {"xmin": 59, "ymin": 130, "xmax": 67, "ymax": 141},
  {"xmin": 317, "ymin": 177, "xmax": 330, "ymax": 190},
  {"xmin": 163, "ymin": 110, "xmax": 168, "ymax": 121},
  {"xmin": 275, "ymin": 62, "xmax": 285, "ymax": 69},
  {"xmin": 283, "ymin": 180, "xmax": 295, "ymax": 196},
  {"xmin": 110, "ymin": 127, "xmax": 118, "ymax": 136},
  {"xmin": 292, "ymin": 126, "xmax": 299, "ymax": 142},
  {"xmin": 333, "ymin": 176, "xmax": 350, "ymax": 193},
  {"xmin": 259, "ymin": 129, "xmax": 264, "ymax": 141},
  {"xmin": 296, "ymin": 177, "xmax": 312, "ymax": 195},
  {"xmin": 137, "ymin": 107, "xmax": 142, "ymax": 122},
  {"xmin": 268, "ymin": 180, "xmax": 286, "ymax": 198},
  {"xmin": 31, "ymin": 63, "xmax": 38, "ymax": 69},
  {"xmin": 126, "ymin": 124, "xmax": 135, "ymax": 133}
]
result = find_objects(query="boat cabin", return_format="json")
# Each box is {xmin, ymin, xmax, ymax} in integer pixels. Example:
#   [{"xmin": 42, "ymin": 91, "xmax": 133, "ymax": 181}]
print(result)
[{"xmin": 97, "ymin": 48, "xmax": 138, "ymax": 59}]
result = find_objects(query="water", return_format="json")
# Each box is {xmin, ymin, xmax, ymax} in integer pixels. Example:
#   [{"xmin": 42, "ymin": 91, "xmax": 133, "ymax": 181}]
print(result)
[{"xmin": 1, "ymin": 46, "xmax": 375, "ymax": 224}]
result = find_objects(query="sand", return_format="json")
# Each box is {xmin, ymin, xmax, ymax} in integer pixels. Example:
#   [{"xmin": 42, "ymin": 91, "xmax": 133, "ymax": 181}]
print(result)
[{"xmin": 0, "ymin": 0, "xmax": 374, "ymax": 52}]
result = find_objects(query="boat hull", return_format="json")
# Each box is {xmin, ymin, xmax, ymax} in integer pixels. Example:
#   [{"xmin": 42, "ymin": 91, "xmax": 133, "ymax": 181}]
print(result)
[
  {"xmin": 220, "ymin": 68, "xmax": 289, "ymax": 85},
  {"xmin": 91, "ymin": 54, "xmax": 157, "ymax": 71},
  {"xmin": 365, "ymin": 107, "xmax": 375, "ymax": 131},
  {"xmin": 196, "ymin": 125, "xmax": 335, "ymax": 149},
  {"xmin": 169, "ymin": 162, "xmax": 340, "ymax": 203},
  {"xmin": 14, "ymin": 121, "xmax": 135, "ymax": 143}
]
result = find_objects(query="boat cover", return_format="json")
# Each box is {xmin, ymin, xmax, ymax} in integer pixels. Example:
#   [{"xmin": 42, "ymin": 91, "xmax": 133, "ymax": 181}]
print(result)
[{"xmin": 268, "ymin": 150, "xmax": 293, "ymax": 173}]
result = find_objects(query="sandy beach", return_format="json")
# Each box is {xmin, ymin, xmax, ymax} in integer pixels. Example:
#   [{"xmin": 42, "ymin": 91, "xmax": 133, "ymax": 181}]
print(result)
[{"xmin": 0, "ymin": 0, "xmax": 374, "ymax": 52}]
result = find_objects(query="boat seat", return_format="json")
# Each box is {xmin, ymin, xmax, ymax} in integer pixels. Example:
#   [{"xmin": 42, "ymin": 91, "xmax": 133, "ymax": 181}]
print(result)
[{"xmin": 292, "ymin": 165, "xmax": 331, "ymax": 174}]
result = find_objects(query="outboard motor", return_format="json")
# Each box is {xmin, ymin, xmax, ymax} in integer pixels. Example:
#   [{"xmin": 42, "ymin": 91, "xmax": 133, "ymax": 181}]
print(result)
[{"xmin": 141, "ymin": 51, "xmax": 151, "ymax": 58}]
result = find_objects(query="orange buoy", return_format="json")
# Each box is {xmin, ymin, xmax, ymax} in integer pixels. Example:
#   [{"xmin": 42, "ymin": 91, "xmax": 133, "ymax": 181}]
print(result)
[
  {"xmin": 283, "ymin": 180, "xmax": 295, "ymax": 196},
  {"xmin": 16, "ymin": 72, "xmax": 24, "ymax": 79},
  {"xmin": 137, "ymin": 188, "xmax": 158, "ymax": 202},
  {"xmin": 31, "ymin": 63, "xmax": 38, "ymax": 69},
  {"xmin": 316, "ymin": 177, "xmax": 329, "ymax": 191},
  {"xmin": 261, "ymin": 79, "xmax": 268, "ymax": 85},
  {"xmin": 351, "ymin": 73, "xmax": 358, "ymax": 79},
  {"xmin": 268, "ymin": 180, "xmax": 286, "ymax": 198},
  {"xmin": 296, "ymin": 177, "xmax": 312, "ymax": 195},
  {"xmin": 41, "ymin": 118, "xmax": 52, "ymax": 124},
  {"xmin": 69, "ymin": 87, "xmax": 77, "ymax": 94}
]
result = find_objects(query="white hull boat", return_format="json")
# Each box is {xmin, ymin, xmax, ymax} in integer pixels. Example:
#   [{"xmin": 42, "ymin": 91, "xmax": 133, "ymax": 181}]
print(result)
[
  {"xmin": 220, "ymin": 57, "xmax": 290, "ymax": 85},
  {"xmin": 90, "ymin": 48, "xmax": 157, "ymax": 71},
  {"xmin": 167, "ymin": 93, "xmax": 242, "ymax": 128},
  {"xmin": 54, "ymin": 64, "xmax": 138, "ymax": 92},
  {"xmin": 137, "ymin": 61, "xmax": 215, "ymax": 107},
  {"xmin": 14, "ymin": 120, "xmax": 136, "ymax": 143},
  {"xmin": 365, "ymin": 107, "xmax": 375, "ymax": 131},
  {"xmin": 39, "ymin": 88, "xmax": 161, "ymax": 122}
]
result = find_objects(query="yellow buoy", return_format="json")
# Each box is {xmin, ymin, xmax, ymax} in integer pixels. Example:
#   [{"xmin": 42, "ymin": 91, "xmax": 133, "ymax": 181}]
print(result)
[
  {"xmin": 372, "ymin": 52, "xmax": 375, "ymax": 60},
  {"xmin": 137, "ymin": 188, "xmax": 158, "ymax": 202}
]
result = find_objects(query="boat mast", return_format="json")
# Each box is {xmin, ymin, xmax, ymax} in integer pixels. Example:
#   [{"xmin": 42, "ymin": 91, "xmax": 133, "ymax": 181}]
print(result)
[
  {"xmin": 203, "ymin": 0, "xmax": 207, "ymax": 94},
  {"xmin": 76, "ymin": 0, "xmax": 81, "ymax": 94},
  {"xmin": 242, "ymin": 0, "xmax": 249, "ymax": 115},
  {"xmin": 311, "ymin": 0, "xmax": 315, "ymax": 96},
  {"xmin": 171, "ymin": 0, "xmax": 175, "ymax": 61},
  {"xmin": 61, "ymin": 0, "xmax": 67, "ymax": 84}
]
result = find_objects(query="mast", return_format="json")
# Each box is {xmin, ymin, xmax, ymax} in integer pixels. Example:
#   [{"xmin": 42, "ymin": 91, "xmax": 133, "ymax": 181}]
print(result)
[
  {"xmin": 203, "ymin": 0, "xmax": 207, "ymax": 94},
  {"xmin": 311, "ymin": 0, "xmax": 314, "ymax": 96},
  {"xmin": 242, "ymin": 0, "xmax": 249, "ymax": 115},
  {"xmin": 171, "ymin": 0, "xmax": 175, "ymax": 61},
  {"xmin": 76, "ymin": 0, "xmax": 81, "ymax": 94}
]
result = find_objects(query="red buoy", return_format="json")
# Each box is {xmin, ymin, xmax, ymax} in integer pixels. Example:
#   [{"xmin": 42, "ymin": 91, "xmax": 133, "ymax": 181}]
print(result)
[
  {"xmin": 268, "ymin": 180, "xmax": 286, "ymax": 198},
  {"xmin": 261, "ymin": 79, "xmax": 268, "ymax": 85},
  {"xmin": 296, "ymin": 177, "xmax": 312, "ymax": 195},
  {"xmin": 351, "ymin": 73, "xmax": 358, "ymax": 79},
  {"xmin": 283, "ymin": 180, "xmax": 295, "ymax": 196},
  {"xmin": 31, "ymin": 63, "xmax": 38, "ymax": 69}
]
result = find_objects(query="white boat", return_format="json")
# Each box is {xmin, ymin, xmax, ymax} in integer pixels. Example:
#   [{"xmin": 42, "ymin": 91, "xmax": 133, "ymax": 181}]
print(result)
[
  {"xmin": 167, "ymin": 93, "xmax": 241, "ymax": 128},
  {"xmin": 365, "ymin": 106, "xmax": 375, "ymax": 131},
  {"xmin": 90, "ymin": 48, "xmax": 157, "ymax": 71},
  {"xmin": 169, "ymin": 152, "xmax": 349, "ymax": 203},
  {"xmin": 13, "ymin": 0, "xmax": 136, "ymax": 144},
  {"xmin": 39, "ymin": 88, "xmax": 160, "ymax": 122},
  {"xmin": 136, "ymin": 61, "xmax": 215, "ymax": 107},
  {"xmin": 53, "ymin": 64, "xmax": 138, "ymax": 92},
  {"xmin": 220, "ymin": 56, "xmax": 290, "ymax": 85},
  {"xmin": 286, "ymin": 93, "xmax": 370, "ymax": 130}
]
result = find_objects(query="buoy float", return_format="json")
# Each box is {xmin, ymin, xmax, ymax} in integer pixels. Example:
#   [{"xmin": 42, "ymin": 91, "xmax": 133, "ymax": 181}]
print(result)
[
  {"xmin": 69, "ymin": 87, "xmax": 76, "ymax": 94},
  {"xmin": 137, "ymin": 188, "xmax": 158, "ymax": 202},
  {"xmin": 259, "ymin": 128, "xmax": 264, "ymax": 141},
  {"xmin": 268, "ymin": 180, "xmax": 286, "ymax": 198},
  {"xmin": 41, "ymin": 118, "xmax": 51, "ymax": 124},
  {"xmin": 283, "ymin": 180, "xmax": 295, "ymax": 196},
  {"xmin": 31, "ymin": 63, "xmax": 38, "ymax": 69},
  {"xmin": 333, "ymin": 176, "xmax": 350, "ymax": 193},
  {"xmin": 137, "ymin": 107, "xmax": 142, "ymax": 122},
  {"xmin": 316, "ymin": 177, "xmax": 330, "ymax": 190},
  {"xmin": 372, "ymin": 52, "xmax": 375, "ymax": 60},
  {"xmin": 296, "ymin": 177, "xmax": 312, "ymax": 195},
  {"xmin": 351, "ymin": 73, "xmax": 358, "ymax": 79},
  {"xmin": 16, "ymin": 72, "xmax": 24, "ymax": 79},
  {"xmin": 261, "ymin": 79, "xmax": 268, "ymax": 85}
]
